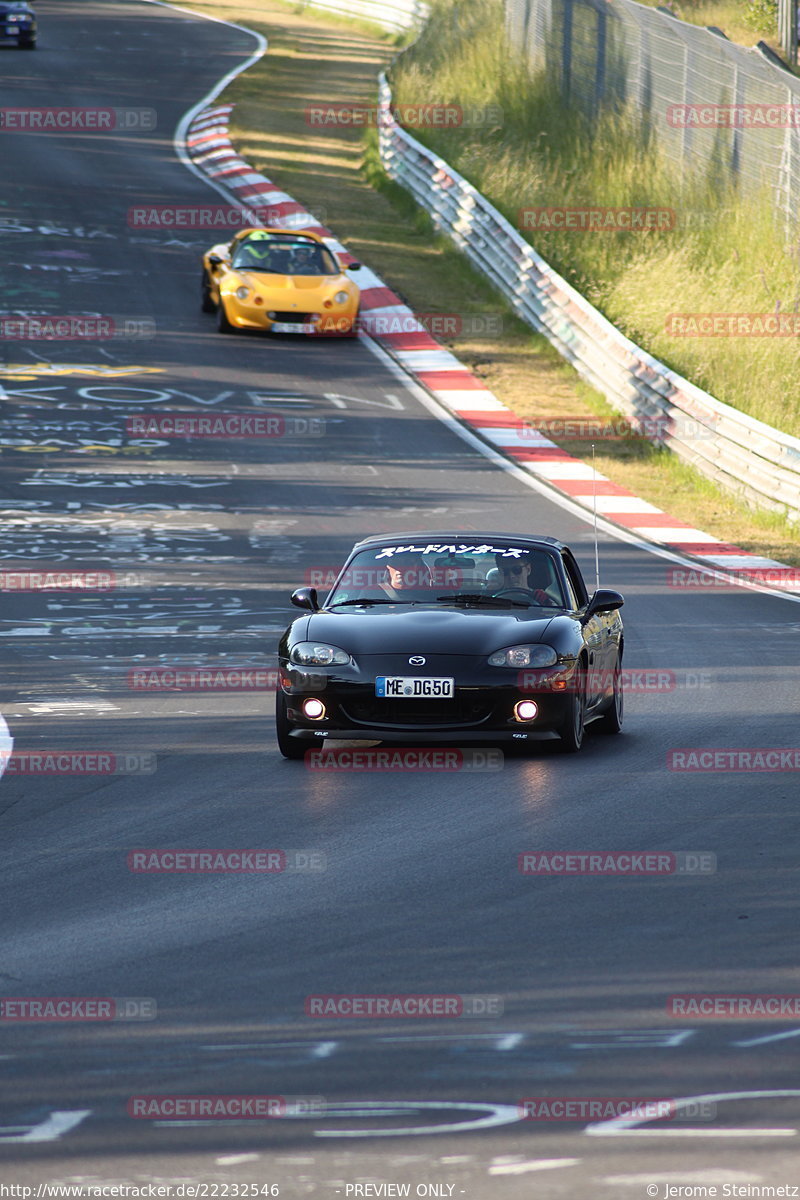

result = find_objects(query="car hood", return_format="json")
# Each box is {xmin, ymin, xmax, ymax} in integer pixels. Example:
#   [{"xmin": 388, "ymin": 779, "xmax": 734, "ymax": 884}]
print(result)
[{"xmin": 302, "ymin": 606, "xmax": 558, "ymax": 655}]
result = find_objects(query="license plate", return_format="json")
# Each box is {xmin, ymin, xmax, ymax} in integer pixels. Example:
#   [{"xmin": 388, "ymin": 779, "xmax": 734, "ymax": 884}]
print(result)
[
  {"xmin": 271, "ymin": 321, "xmax": 316, "ymax": 334},
  {"xmin": 376, "ymin": 676, "xmax": 454, "ymax": 698}
]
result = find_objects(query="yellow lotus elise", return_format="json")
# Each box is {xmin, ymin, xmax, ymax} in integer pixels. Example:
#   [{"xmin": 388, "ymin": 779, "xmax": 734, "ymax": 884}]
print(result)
[{"xmin": 201, "ymin": 227, "xmax": 362, "ymax": 336}]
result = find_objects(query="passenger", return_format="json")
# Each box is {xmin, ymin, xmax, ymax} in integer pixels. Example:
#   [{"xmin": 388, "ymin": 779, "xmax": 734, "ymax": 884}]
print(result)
[{"xmin": 379, "ymin": 553, "xmax": 434, "ymax": 600}]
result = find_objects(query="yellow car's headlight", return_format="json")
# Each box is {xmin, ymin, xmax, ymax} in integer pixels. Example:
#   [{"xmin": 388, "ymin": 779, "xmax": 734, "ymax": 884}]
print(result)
[
  {"xmin": 235, "ymin": 286, "xmax": 250, "ymax": 300},
  {"xmin": 334, "ymin": 291, "xmax": 349, "ymax": 305}
]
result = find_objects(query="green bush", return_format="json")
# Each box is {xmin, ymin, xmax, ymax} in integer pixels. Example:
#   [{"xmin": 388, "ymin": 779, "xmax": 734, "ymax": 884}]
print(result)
[{"xmin": 743, "ymin": 0, "xmax": 777, "ymax": 32}]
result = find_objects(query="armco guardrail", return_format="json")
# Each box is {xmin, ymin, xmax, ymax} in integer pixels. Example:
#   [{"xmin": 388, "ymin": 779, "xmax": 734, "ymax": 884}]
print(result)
[
  {"xmin": 377, "ymin": 75, "xmax": 800, "ymax": 522},
  {"xmin": 298, "ymin": 0, "xmax": 428, "ymax": 34}
]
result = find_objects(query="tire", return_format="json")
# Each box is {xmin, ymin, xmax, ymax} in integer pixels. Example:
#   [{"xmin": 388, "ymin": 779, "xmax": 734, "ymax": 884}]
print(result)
[
  {"xmin": 20, "ymin": 38, "xmax": 36, "ymax": 48},
  {"xmin": 200, "ymin": 270, "xmax": 215, "ymax": 314},
  {"xmin": 216, "ymin": 297, "xmax": 236, "ymax": 334},
  {"xmin": 557, "ymin": 667, "xmax": 586, "ymax": 753},
  {"xmin": 276, "ymin": 692, "xmax": 308, "ymax": 760},
  {"xmin": 595, "ymin": 658, "xmax": 624, "ymax": 734}
]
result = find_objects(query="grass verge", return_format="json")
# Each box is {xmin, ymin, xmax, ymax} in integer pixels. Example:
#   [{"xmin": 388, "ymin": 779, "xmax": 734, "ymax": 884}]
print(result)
[{"xmin": 176, "ymin": 0, "xmax": 800, "ymax": 566}]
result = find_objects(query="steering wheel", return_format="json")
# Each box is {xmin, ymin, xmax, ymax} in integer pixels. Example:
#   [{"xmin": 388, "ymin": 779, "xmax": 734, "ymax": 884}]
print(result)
[{"xmin": 492, "ymin": 587, "xmax": 558, "ymax": 606}]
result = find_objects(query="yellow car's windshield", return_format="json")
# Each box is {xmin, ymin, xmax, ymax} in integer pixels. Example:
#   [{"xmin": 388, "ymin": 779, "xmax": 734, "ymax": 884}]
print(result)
[{"xmin": 232, "ymin": 237, "xmax": 339, "ymax": 276}]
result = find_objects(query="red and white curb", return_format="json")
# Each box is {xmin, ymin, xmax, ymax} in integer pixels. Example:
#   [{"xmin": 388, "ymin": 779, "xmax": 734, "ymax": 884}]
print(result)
[{"xmin": 186, "ymin": 106, "xmax": 800, "ymax": 600}]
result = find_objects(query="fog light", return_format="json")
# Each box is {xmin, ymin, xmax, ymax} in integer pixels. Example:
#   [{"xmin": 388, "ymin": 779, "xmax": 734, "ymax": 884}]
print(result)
[
  {"xmin": 514, "ymin": 699, "xmax": 538, "ymax": 722},
  {"xmin": 302, "ymin": 697, "xmax": 326, "ymax": 720}
]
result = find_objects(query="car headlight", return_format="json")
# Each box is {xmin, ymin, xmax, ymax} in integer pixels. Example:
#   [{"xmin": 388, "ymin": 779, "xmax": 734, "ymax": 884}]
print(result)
[
  {"xmin": 235, "ymin": 286, "xmax": 250, "ymax": 300},
  {"xmin": 488, "ymin": 645, "xmax": 558, "ymax": 668},
  {"xmin": 290, "ymin": 641, "xmax": 351, "ymax": 667},
  {"xmin": 333, "ymin": 291, "xmax": 349, "ymax": 304}
]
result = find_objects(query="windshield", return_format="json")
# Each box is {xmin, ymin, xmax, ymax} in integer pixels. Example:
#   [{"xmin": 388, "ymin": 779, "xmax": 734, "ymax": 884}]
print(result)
[
  {"xmin": 231, "ymin": 235, "xmax": 339, "ymax": 276},
  {"xmin": 326, "ymin": 541, "xmax": 569, "ymax": 608}
]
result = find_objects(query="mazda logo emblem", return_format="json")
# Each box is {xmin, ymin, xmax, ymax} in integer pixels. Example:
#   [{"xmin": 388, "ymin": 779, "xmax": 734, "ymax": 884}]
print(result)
[{"xmin": 408, "ymin": 656, "xmax": 426, "ymax": 666}]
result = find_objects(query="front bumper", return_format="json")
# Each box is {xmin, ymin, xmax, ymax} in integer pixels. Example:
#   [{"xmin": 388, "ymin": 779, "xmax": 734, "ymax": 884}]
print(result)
[
  {"xmin": 279, "ymin": 659, "xmax": 575, "ymax": 744},
  {"xmin": 223, "ymin": 295, "xmax": 358, "ymax": 335}
]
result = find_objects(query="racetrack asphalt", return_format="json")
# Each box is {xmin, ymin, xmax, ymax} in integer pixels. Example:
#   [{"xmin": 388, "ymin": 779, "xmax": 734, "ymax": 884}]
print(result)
[{"xmin": 1, "ymin": 3, "xmax": 800, "ymax": 1194}]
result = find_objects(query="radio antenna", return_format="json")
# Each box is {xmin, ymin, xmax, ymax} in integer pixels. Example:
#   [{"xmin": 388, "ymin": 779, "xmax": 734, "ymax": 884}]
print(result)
[{"xmin": 592, "ymin": 442, "xmax": 600, "ymax": 593}]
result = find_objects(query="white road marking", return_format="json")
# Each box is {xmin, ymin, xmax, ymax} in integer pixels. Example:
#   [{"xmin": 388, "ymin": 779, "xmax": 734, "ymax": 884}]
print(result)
[
  {"xmin": 586, "ymin": 1090, "xmax": 800, "ymax": 1137},
  {"xmin": 495, "ymin": 1034, "xmax": 524, "ymax": 1050},
  {"xmin": 569, "ymin": 1030, "xmax": 695, "ymax": 1050},
  {"xmin": 603, "ymin": 1170, "xmax": 763, "ymax": 1186},
  {"xmin": 311, "ymin": 1100, "xmax": 523, "ymax": 1139},
  {"xmin": 0, "ymin": 1111, "xmax": 91, "ymax": 1143},
  {"xmin": 216, "ymin": 1154, "xmax": 261, "ymax": 1165},
  {"xmin": 0, "ymin": 717, "xmax": 14, "ymax": 780},
  {"xmin": 311, "ymin": 1041, "xmax": 339, "ymax": 1058},
  {"xmin": 734, "ymin": 1028, "xmax": 800, "ymax": 1047},
  {"xmin": 489, "ymin": 1159, "xmax": 580, "ymax": 1176},
  {"xmin": 377, "ymin": 1033, "xmax": 524, "ymax": 1047}
]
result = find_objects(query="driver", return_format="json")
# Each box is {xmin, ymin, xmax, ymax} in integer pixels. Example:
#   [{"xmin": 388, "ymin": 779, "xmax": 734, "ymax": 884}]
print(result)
[
  {"xmin": 379, "ymin": 553, "xmax": 434, "ymax": 600},
  {"xmin": 291, "ymin": 244, "xmax": 318, "ymax": 273},
  {"xmin": 487, "ymin": 554, "xmax": 552, "ymax": 605}
]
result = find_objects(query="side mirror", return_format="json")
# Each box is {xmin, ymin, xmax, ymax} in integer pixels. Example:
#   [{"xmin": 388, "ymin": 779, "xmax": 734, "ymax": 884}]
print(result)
[
  {"xmin": 346, "ymin": 261, "xmax": 362, "ymax": 271},
  {"xmin": 291, "ymin": 586, "xmax": 319, "ymax": 612},
  {"xmin": 208, "ymin": 253, "xmax": 223, "ymax": 266},
  {"xmin": 582, "ymin": 588, "xmax": 624, "ymax": 622}
]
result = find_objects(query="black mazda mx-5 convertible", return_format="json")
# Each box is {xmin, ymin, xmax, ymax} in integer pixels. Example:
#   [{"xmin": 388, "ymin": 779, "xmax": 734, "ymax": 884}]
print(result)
[{"xmin": 276, "ymin": 532, "xmax": 624, "ymax": 758}]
